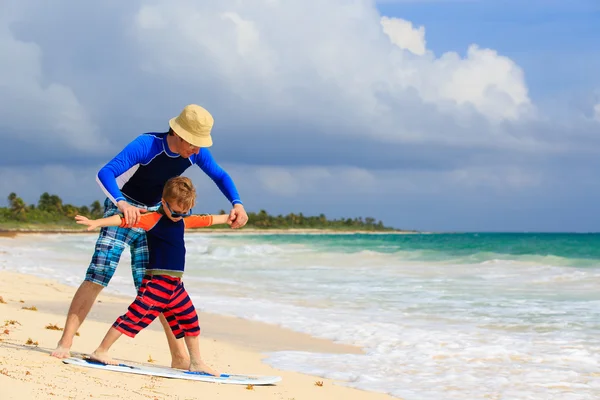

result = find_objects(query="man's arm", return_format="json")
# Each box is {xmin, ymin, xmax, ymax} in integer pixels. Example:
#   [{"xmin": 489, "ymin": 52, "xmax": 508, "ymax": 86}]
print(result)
[
  {"xmin": 96, "ymin": 135, "xmax": 154, "ymax": 226},
  {"xmin": 195, "ymin": 149, "xmax": 248, "ymax": 229},
  {"xmin": 194, "ymin": 149, "xmax": 242, "ymax": 205}
]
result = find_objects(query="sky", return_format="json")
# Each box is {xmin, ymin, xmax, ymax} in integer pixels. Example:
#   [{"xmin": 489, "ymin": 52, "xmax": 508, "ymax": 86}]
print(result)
[{"xmin": 1, "ymin": 0, "xmax": 599, "ymax": 232}]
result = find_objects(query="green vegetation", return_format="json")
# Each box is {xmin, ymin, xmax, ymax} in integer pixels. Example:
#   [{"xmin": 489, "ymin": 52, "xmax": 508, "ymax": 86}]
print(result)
[
  {"xmin": 1, "ymin": 192, "xmax": 104, "ymax": 230},
  {"xmin": 0, "ymin": 192, "xmax": 403, "ymax": 232}
]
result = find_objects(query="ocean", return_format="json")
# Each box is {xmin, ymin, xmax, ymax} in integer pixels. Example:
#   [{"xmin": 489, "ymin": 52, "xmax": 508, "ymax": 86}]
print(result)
[{"xmin": 1, "ymin": 232, "xmax": 599, "ymax": 399}]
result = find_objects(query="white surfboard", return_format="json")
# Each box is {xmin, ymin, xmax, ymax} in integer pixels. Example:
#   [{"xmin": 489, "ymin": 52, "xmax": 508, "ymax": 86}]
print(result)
[{"xmin": 63, "ymin": 357, "xmax": 282, "ymax": 385}]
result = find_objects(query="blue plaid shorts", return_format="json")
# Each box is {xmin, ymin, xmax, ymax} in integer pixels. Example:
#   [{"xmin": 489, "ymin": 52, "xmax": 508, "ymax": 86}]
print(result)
[{"xmin": 85, "ymin": 198, "xmax": 160, "ymax": 290}]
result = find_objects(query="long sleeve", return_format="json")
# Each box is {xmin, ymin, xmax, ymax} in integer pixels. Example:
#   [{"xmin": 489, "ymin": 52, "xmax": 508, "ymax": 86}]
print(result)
[
  {"xmin": 184, "ymin": 215, "xmax": 213, "ymax": 228},
  {"xmin": 96, "ymin": 135, "xmax": 155, "ymax": 205},
  {"xmin": 194, "ymin": 149, "xmax": 243, "ymax": 206},
  {"xmin": 118, "ymin": 212, "xmax": 162, "ymax": 231}
]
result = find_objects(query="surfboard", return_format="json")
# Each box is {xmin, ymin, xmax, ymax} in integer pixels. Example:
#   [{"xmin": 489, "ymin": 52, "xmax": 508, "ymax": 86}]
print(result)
[{"xmin": 62, "ymin": 357, "xmax": 282, "ymax": 385}]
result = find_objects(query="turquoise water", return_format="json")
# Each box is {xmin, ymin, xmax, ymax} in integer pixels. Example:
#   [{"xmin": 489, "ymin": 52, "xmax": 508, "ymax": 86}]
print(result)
[
  {"xmin": 2, "ymin": 232, "xmax": 599, "ymax": 399},
  {"xmin": 226, "ymin": 232, "xmax": 600, "ymax": 266}
]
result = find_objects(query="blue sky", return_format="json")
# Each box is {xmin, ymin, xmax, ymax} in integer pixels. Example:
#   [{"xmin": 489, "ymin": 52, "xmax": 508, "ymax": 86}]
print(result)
[{"xmin": 1, "ymin": 0, "xmax": 599, "ymax": 232}]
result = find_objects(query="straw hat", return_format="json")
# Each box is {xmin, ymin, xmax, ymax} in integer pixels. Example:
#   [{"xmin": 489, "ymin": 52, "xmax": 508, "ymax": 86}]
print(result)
[{"xmin": 169, "ymin": 104, "xmax": 214, "ymax": 147}]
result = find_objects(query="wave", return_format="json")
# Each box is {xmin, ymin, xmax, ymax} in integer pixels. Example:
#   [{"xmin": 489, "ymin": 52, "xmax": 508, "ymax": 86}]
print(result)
[{"xmin": 228, "ymin": 233, "xmax": 600, "ymax": 268}]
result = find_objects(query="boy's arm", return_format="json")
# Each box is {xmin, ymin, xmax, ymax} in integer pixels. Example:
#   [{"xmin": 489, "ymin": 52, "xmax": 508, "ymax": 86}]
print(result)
[
  {"xmin": 184, "ymin": 214, "xmax": 230, "ymax": 229},
  {"xmin": 75, "ymin": 215, "xmax": 123, "ymax": 231},
  {"xmin": 75, "ymin": 213, "xmax": 161, "ymax": 231}
]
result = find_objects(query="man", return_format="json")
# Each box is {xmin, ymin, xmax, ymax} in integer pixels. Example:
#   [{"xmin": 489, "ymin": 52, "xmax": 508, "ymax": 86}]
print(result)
[{"xmin": 51, "ymin": 104, "xmax": 248, "ymax": 368}]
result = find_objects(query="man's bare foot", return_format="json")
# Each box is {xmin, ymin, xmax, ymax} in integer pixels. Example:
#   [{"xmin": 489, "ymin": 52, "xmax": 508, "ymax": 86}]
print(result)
[
  {"xmin": 51, "ymin": 343, "xmax": 71, "ymax": 359},
  {"xmin": 171, "ymin": 355, "xmax": 191, "ymax": 370},
  {"xmin": 88, "ymin": 350, "xmax": 118, "ymax": 366},
  {"xmin": 189, "ymin": 360, "xmax": 220, "ymax": 376}
]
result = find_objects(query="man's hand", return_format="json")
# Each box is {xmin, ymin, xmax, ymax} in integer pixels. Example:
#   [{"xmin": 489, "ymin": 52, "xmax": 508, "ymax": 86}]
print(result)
[
  {"xmin": 227, "ymin": 204, "xmax": 248, "ymax": 229},
  {"xmin": 117, "ymin": 200, "xmax": 146, "ymax": 227}
]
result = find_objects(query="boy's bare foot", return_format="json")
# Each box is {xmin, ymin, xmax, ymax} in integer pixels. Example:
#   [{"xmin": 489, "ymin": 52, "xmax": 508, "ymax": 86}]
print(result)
[
  {"xmin": 171, "ymin": 355, "xmax": 191, "ymax": 370},
  {"xmin": 88, "ymin": 351, "xmax": 118, "ymax": 366},
  {"xmin": 51, "ymin": 343, "xmax": 71, "ymax": 359},
  {"xmin": 189, "ymin": 360, "xmax": 220, "ymax": 376}
]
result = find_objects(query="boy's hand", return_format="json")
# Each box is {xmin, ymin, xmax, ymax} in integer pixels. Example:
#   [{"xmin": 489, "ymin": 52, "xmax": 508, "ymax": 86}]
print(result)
[{"xmin": 75, "ymin": 215, "xmax": 100, "ymax": 231}]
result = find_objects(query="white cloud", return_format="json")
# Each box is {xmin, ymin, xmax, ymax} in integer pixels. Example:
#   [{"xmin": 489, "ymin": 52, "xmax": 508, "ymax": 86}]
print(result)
[
  {"xmin": 594, "ymin": 103, "xmax": 600, "ymax": 122},
  {"xmin": 426, "ymin": 45, "xmax": 532, "ymax": 120},
  {"xmin": 131, "ymin": 0, "xmax": 532, "ymax": 129},
  {"xmin": 381, "ymin": 17, "xmax": 426, "ymax": 56}
]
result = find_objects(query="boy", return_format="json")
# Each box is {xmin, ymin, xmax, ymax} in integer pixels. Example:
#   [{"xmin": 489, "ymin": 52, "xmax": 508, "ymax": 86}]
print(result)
[{"xmin": 74, "ymin": 176, "xmax": 228, "ymax": 375}]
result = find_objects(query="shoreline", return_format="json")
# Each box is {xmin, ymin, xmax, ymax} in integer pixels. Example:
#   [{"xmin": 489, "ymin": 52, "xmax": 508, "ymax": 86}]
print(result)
[
  {"xmin": 0, "ymin": 270, "xmax": 398, "ymax": 400},
  {"xmin": 0, "ymin": 228, "xmax": 421, "ymax": 237}
]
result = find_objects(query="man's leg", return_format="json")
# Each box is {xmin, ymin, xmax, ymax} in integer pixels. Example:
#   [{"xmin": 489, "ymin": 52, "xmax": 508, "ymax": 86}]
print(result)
[
  {"xmin": 129, "ymin": 231, "xmax": 190, "ymax": 369},
  {"xmin": 51, "ymin": 281, "xmax": 104, "ymax": 358},
  {"xmin": 52, "ymin": 223, "xmax": 127, "ymax": 359}
]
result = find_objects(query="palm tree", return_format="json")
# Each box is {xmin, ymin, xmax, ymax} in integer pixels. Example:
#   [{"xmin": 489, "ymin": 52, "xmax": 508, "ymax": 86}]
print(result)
[
  {"xmin": 8, "ymin": 193, "xmax": 26, "ymax": 218},
  {"xmin": 38, "ymin": 192, "xmax": 52, "ymax": 211},
  {"xmin": 90, "ymin": 201, "xmax": 103, "ymax": 217}
]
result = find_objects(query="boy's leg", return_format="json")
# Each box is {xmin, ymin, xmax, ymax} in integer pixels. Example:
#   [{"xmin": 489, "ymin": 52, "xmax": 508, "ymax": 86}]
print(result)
[
  {"xmin": 158, "ymin": 313, "xmax": 190, "ymax": 369},
  {"xmin": 185, "ymin": 335, "xmax": 220, "ymax": 376},
  {"xmin": 129, "ymin": 233, "xmax": 190, "ymax": 369},
  {"xmin": 112, "ymin": 276, "xmax": 164, "ymax": 337},
  {"xmin": 95, "ymin": 276, "xmax": 166, "ymax": 363},
  {"xmin": 91, "ymin": 277, "xmax": 164, "ymax": 365},
  {"xmin": 52, "ymin": 200, "xmax": 128, "ymax": 359},
  {"xmin": 88, "ymin": 327, "xmax": 123, "ymax": 365},
  {"xmin": 167, "ymin": 281, "xmax": 218, "ymax": 374}
]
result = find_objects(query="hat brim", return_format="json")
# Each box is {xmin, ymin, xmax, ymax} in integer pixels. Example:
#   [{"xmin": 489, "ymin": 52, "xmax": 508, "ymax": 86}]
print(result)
[{"xmin": 169, "ymin": 118, "xmax": 213, "ymax": 148}]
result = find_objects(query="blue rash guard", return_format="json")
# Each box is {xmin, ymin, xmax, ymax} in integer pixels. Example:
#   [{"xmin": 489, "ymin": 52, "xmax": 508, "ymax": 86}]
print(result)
[{"xmin": 96, "ymin": 132, "xmax": 242, "ymax": 207}]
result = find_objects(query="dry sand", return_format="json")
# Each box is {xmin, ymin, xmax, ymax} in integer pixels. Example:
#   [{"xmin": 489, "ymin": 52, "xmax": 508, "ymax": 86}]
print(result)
[{"xmin": 0, "ymin": 270, "xmax": 399, "ymax": 400}]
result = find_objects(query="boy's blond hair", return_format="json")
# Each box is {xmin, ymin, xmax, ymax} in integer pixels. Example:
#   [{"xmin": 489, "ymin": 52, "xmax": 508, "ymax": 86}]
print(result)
[{"xmin": 162, "ymin": 176, "xmax": 196, "ymax": 210}]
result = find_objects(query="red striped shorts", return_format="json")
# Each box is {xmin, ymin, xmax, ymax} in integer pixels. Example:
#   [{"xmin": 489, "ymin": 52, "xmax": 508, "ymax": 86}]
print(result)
[{"xmin": 113, "ymin": 274, "xmax": 200, "ymax": 339}]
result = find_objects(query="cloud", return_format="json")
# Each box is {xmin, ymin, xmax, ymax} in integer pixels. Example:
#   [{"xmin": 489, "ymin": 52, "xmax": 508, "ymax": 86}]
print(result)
[
  {"xmin": 381, "ymin": 17, "xmax": 426, "ymax": 56},
  {"xmin": 0, "ymin": 6, "xmax": 112, "ymax": 158},
  {"xmin": 594, "ymin": 103, "xmax": 600, "ymax": 122},
  {"xmin": 0, "ymin": 0, "xmax": 550, "ymax": 165},
  {"xmin": 0, "ymin": 0, "xmax": 598, "ymax": 230},
  {"xmin": 132, "ymin": 1, "xmax": 532, "ymax": 126},
  {"xmin": 0, "ymin": 164, "xmax": 103, "ymax": 207}
]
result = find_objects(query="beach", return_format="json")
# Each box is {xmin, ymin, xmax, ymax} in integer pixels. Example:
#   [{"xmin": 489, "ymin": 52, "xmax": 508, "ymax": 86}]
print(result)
[
  {"xmin": 0, "ymin": 270, "xmax": 396, "ymax": 400},
  {"xmin": 2, "ymin": 232, "xmax": 600, "ymax": 399}
]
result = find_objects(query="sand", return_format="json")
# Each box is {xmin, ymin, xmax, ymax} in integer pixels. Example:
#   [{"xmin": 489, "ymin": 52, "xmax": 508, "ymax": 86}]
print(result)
[{"xmin": 0, "ymin": 270, "xmax": 399, "ymax": 400}]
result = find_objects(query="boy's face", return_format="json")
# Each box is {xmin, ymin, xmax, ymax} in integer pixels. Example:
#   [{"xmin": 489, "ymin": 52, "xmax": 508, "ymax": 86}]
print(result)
[{"xmin": 162, "ymin": 198, "xmax": 192, "ymax": 222}]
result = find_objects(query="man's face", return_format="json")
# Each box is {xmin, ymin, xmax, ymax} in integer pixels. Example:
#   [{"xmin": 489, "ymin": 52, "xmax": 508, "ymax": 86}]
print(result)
[{"xmin": 174, "ymin": 132, "xmax": 201, "ymax": 158}]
